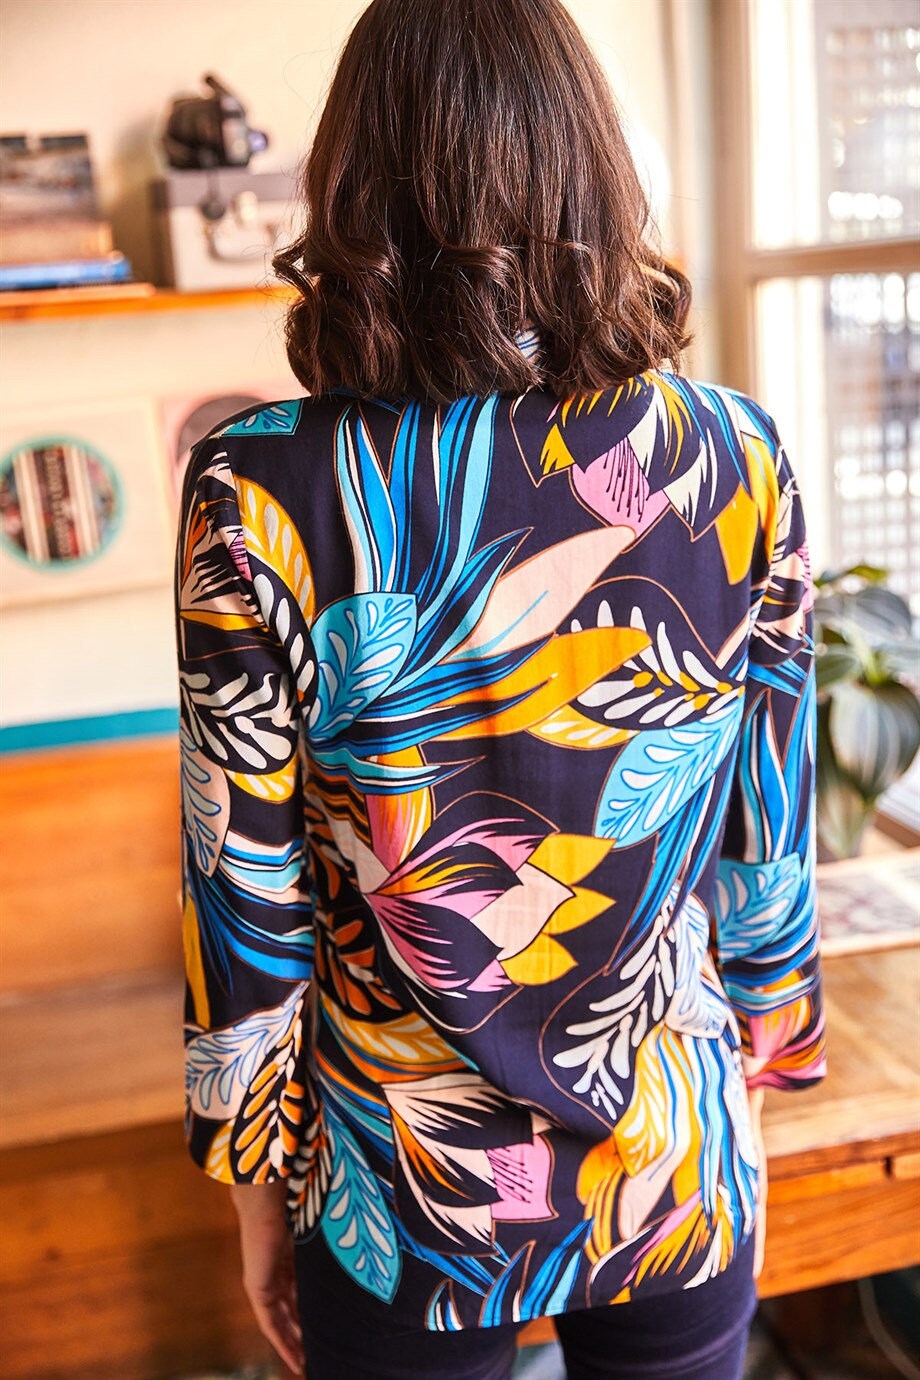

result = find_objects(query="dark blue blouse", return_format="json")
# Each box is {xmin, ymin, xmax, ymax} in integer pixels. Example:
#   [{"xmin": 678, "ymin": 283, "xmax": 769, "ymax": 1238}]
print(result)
[{"xmin": 174, "ymin": 368, "xmax": 826, "ymax": 1329}]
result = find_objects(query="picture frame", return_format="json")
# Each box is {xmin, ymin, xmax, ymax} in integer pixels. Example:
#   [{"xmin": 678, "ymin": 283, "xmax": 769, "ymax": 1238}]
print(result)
[{"xmin": 0, "ymin": 397, "xmax": 173, "ymax": 607}]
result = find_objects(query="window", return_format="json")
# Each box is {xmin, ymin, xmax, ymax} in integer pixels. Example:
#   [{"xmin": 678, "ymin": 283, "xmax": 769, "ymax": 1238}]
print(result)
[{"xmin": 714, "ymin": 0, "xmax": 920, "ymax": 614}]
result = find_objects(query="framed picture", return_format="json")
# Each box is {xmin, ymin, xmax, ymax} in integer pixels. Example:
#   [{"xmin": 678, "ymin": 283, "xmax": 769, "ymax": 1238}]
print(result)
[
  {"xmin": 159, "ymin": 381, "xmax": 306, "ymax": 507},
  {"xmin": 0, "ymin": 398, "xmax": 173, "ymax": 607}
]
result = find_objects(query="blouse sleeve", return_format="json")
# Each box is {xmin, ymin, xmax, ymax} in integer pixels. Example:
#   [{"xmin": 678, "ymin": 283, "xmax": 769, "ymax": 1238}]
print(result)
[
  {"xmin": 174, "ymin": 433, "xmax": 317, "ymax": 1183},
  {"xmin": 713, "ymin": 437, "xmax": 828, "ymax": 1093}
]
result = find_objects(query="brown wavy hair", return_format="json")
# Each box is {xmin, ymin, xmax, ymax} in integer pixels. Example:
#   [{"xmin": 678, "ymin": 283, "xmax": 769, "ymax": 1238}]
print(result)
[{"xmin": 272, "ymin": 0, "xmax": 691, "ymax": 403}]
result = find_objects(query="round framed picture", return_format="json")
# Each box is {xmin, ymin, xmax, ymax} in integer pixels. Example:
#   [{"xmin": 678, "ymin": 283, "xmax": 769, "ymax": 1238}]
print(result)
[{"xmin": 0, "ymin": 434, "xmax": 122, "ymax": 567}]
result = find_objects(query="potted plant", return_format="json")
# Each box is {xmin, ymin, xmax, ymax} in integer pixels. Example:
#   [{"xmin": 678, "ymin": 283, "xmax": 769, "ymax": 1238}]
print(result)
[{"xmin": 813, "ymin": 564, "xmax": 920, "ymax": 859}]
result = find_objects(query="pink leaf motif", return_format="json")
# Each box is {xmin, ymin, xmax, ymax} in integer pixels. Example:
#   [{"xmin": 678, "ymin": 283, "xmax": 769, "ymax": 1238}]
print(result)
[
  {"xmin": 487, "ymin": 1135, "xmax": 553, "ymax": 1221},
  {"xmin": 571, "ymin": 439, "xmax": 669, "ymax": 535}
]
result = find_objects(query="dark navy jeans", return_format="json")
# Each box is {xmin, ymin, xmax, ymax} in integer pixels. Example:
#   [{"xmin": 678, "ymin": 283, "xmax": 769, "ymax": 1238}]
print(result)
[{"xmin": 294, "ymin": 1230, "xmax": 759, "ymax": 1380}]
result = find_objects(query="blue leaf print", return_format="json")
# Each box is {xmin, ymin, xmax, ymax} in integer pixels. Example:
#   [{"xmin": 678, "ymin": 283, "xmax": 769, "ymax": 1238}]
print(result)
[
  {"xmin": 221, "ymin": 400, "xmax": 303, "ymax": 435},
  {"xmin": 714, "ymin": 856, "xmax": 803, "ymax": 960},
  {"xmin": 594, "ymin": 698, "xmax": 744, "ymax": 844},
  {"xmin": 416, "ymin": 396, "xmax": 498, "ymax": 613},
  {"xmin": 388, "ymin": 401, "xmax": 422, "ymax": 590},
  {"xmin": 311, "ymin": 742, "xmax": 454, "ymax": 794},
  {"xmin": 179, "ymin": 724, "xmax": 227, "ymax": 876},
  {"xmin": 479, "ymin": 1245, "xmax": 530, "ymax": 1326},
  {"xmin": 686, "ymin": 1035, "xmax": 758, "ymax": 1234},
  {"xmin": 309, "ymin": 593, "xmax": 418, "ymax": 741},
  {"xmin": 321, "ymin": 1110, "xmax": 402, "ymax": 1303},
  {"xmin": 335, "ymin": 410, "xmax": 398, "ymax": 592},
  {"xmin": 218, "ymin": 833, "xmax": 307, "ymax": 901},
  {"xmin": 191, "ymin": 865, "xmax": 314, "ymax": 983},
  {"xmin": 475, "ymin": 1223, "xmax": 590, "ymax": 1325},
  {"xmin": 426, "ymin": 1281, "xmax": 464, "ymax": 1331},
  {"xmin": 520, "ymin": 1222, "xmax": 591, "ymax": 1318}
]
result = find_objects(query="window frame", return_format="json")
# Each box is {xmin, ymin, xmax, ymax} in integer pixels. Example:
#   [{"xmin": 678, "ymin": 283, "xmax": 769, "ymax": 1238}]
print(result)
[
  {"xmin": 711, "ymin": 0, "xmax": 920, "ymax": 843},
  {"xmin": 711, "ymin": 0, "xmax": 919, "ymax": 396}
]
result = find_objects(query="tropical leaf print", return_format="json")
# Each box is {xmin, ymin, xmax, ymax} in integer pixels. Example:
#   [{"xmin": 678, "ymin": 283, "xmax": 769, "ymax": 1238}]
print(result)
[
  {"xmin": 180, "ymin": 723, "xmax": 230, "ymax": 876},
  {"xmin": 594, "ymin": 697, "xmax": 744, "ymax": 845},
  {"xmin": 576, "ymin": 1022, "xmax": 757, "ymax": 1291},
  {"xmin": 185, "ymin": 981, "xmax": 307, "ymax": 1120},
  {"xmin": 182, "ymin": 891, "xmax": 210, "ymax": 1029},
  {"xmin": 285, "ymin": 1087, "xmax": 333, "ymax": 1237},
  {"xmin": 309, "ymin": 593, "xmax": 418, "ymax": 740},
  {"xmin": 453, "ymin": 525, "xmax": 637, "ymax": 658},
  {"xmin": 383, "ymin": 1072, "xmax": 539, "ymax": 1254},
  {"xmin": 665, "ymin": 893, "xmax": 727, "ymax": 1039},
  {"xmin": 321, "ymin": 1109, "xmax": 402, "ymax": 1302},
  {"xmin": 220, "ymin": 399, "xmax": 304, "ymax": 435},
  {"xmin": 217, "ymin": 829, "xmax": 307, "ymax": 905},
  {"xmin": 235, "ymin": 475, "xmax": 315, "ymax": 621},
  {"xmin": 549, "ymin": 884, "xmax": 682, "ymax": 1118},
  {"xmin": 572, "ymin": 585, "xmax": 744, "ymax": 730},
  {"xmin": 714, "ymin": 857, "xmax": 804, "ymax": 961},
  {"xmin": 439, "ymin": 627, "xmax": 651, "ymax": 741},
  {"xmin": 180, "ymin": 663, "xmax": 299, "ymax": 772}
]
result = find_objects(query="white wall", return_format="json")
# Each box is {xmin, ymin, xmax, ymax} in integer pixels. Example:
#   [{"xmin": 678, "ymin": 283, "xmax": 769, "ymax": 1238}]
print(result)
[{"xmin": 0, "ymin": 0, "xmax": 708, "ymax": 733}]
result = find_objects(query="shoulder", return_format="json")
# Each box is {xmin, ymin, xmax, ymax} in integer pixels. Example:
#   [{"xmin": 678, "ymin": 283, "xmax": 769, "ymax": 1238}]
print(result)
[
  {"xmin": 191, "ymin": 390, "xmax": 362, "ymax": 459},
  {"xmin": 650, "ymin": 370, "xmax": 782, "ymax": 452},
  {"xmin": 180, "ymin": 391, "xmax": 348, "ymax": 500}
]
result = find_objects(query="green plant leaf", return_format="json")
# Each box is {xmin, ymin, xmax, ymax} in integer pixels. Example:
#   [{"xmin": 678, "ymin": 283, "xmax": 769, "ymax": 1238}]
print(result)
[
  {"xmin": 815, "ymin": 563, "xmax": 888, "ymax": 589},
  {"xmin": 815, "ymin": 644, "xmax": 863, "ymax": 692},
  {"xmin": 829, "ymin": 680, "xmax": 920, "ymax": 799},
  {"xmin": 816, "ymin": 708, "xmax": 873, "ymax": 859},
  {"xmin": 876, "ymin": 640, "xmax": 920, "ymax": 681},
  {"xmin": 817, "ymin": 586, "xmax": 913, "ymax": 641}
]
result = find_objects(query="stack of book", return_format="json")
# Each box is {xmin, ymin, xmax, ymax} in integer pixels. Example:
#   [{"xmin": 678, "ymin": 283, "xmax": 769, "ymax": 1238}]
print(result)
[{"xmin": 0, "ymin": 133, "xmax": 134, "ymax": 291}]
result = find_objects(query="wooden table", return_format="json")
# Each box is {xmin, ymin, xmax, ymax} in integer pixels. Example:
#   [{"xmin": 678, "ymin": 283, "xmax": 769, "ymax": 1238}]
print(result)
[
  {"xmin": 1, "ymin": 948, "xmax": 918, "ymax": 1375},
  {"xmin": 757, "ymin": 944, "xmax": 920, "ymax": 1297}
]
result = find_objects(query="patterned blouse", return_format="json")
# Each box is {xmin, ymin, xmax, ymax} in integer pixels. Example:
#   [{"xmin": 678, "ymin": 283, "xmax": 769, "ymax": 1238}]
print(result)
[{"xmin": 174, "ymin": 366, "xmax": 827, "ymax": 1332}]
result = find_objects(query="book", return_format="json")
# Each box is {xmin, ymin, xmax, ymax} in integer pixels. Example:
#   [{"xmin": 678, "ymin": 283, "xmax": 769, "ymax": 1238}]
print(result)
[
  {"xmin": 0, "ymin": 218, "xmax": 113, "ymax": 265},
  {"xmin": 0, "ymin": 253, "xmax": 132, "ymax": 291}
]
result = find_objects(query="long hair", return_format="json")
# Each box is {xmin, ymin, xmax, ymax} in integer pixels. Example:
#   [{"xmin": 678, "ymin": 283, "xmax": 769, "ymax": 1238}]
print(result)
[{"xmin": 273, "ymin": 0, "xmax": 691, "ymax": 403}]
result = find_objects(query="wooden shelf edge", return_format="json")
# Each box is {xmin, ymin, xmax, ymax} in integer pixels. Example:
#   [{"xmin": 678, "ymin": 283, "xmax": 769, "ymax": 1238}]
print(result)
[{"xmin": 0, "ymin": 282, "xmax": 299, "ymax": 322}]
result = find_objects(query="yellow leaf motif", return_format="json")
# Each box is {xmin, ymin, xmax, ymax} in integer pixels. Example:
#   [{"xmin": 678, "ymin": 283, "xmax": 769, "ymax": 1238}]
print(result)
[
  {"xmin": 501, "ymin": 932, "xmax": 576, "ymax": 984},
  {"xmin": 544, "ymin": 887, "xmax": 613, "ymax": 935},
  {"xmin": 540, "ymin": 425, "xmax": 577, "ymax": 475},
  {"xmin": 576, "ymin": 1133, "xmax": 624, "ymax": 1263},
  {"xmin": 320, "ymin": 994, "xmax": 465, "ymax": 1084},
  {"xmin": 181, "ymin": 611, "xmax": 262, "ymax": 630},
  {"xmin": 227, "ymin": 756, "xmax": 299, "ymax": 803},
  {"xmin": 613, "ymin": 1029, "xmax": 670, "ymax": 1176},
  {"xmin": 235, "ymin": 477, "xmax": 316, "ymax": 621},
  {"xmin": 528, "ymin": 833, "xmax": 613, "ymax": 885},
  {"xmin": 203, "ymin": 1120, "xmax": 234, "ymax": 1184},
  {"xmin": 529, "ymin": 705, "xmax": 635, "ymax": 750},
  {"xmin": 743, "ymin": 433, "xmax": 780, "ymax": 537},
  {"xmin": 438, "ymin": 627, "xmax": 651, "ymax": 741},
  {"xmin": 714, "ymin": 483, "xmax": 759, "ymax": 585}
]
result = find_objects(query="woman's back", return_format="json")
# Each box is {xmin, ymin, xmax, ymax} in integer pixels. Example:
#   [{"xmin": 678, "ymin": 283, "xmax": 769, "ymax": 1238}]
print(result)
[{"xmin": 176, "ymin": 366, "xmax": 825, "ymax": 1328}]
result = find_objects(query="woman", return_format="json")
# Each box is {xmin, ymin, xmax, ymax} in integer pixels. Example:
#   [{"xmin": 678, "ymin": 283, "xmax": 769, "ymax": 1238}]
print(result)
[{"xmin": 173, "ymin": 2, "xmax": 827, "ymax": 1377}]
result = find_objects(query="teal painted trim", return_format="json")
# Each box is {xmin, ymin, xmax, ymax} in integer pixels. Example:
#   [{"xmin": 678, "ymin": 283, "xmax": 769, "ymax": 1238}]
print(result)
[{"xmin": 0, "ymin": 706, "xmax": 178, "ymax": 753}]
